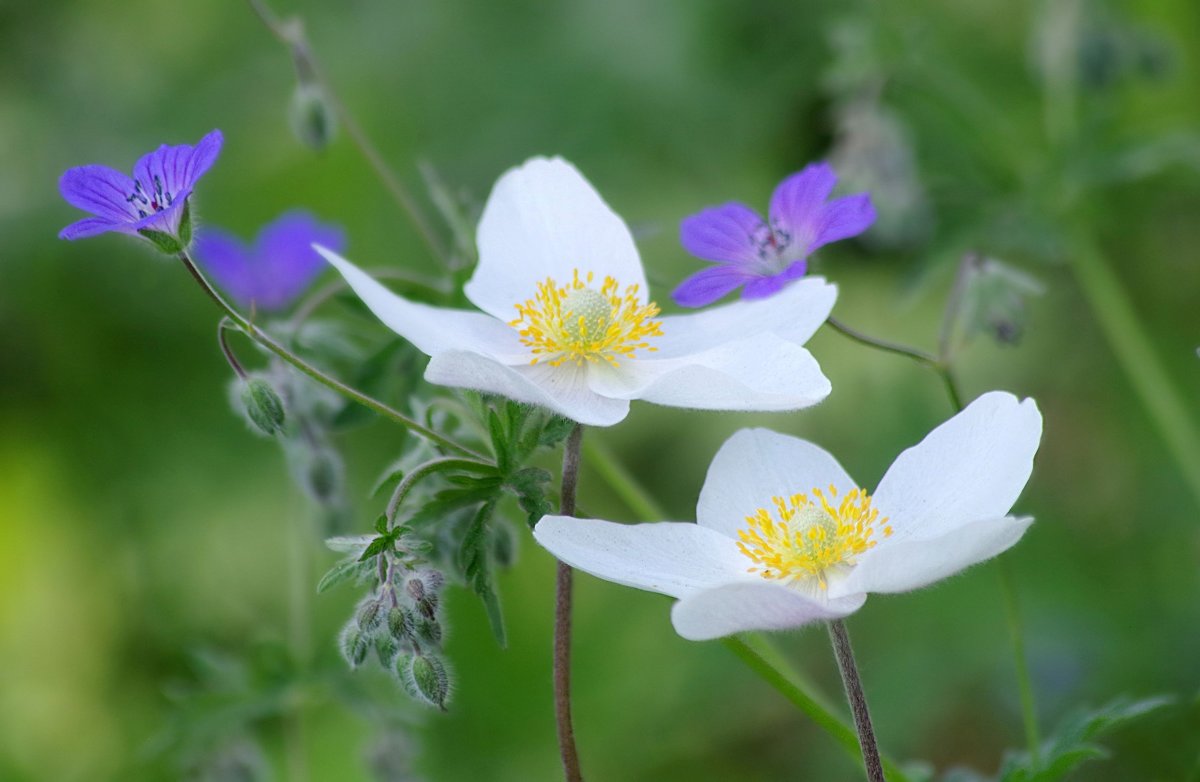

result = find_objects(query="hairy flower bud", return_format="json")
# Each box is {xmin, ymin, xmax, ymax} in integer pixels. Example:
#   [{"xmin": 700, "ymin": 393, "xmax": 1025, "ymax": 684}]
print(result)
[
  {"xmin": 388, "ymin": 606, "xmax": 416, "ymax": 643},
  {"xmin": 241, "ymin": 378, "xmax": 286, "ymax": 436},
  {"xmin": 375, "ymin": 634, "xmax": 399, "ymax": 667},
  {"xmin": 290, "ymin": 82, "xmax": 337, "ymax": 151},
  {"xmin": 407, "ymin": 653, "xmax": 451, "ymax": 710},
  {"xmin": 356, "ymin": 598, "xmax": 385, "ymax": 633},
  {"xmin": 339, "ymin": 623, "xmax": 369, "ymax": 669},
  {"xmin": 415, "ymin": 616, "xmax": 443, "ymax": 648}
]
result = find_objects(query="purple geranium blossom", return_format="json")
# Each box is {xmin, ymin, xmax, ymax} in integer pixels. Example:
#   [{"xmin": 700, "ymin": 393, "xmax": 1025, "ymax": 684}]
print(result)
[
  {"xmin": 58, "ymin": 129, "xmax": 223, "ymax": 243},
  {"xmin": 194, "ymin": 211, "xmax": 344, "ymax": 312},
  {"xmin": 673, "ymin": 162, "xmax": 876, "ymax": 307}
]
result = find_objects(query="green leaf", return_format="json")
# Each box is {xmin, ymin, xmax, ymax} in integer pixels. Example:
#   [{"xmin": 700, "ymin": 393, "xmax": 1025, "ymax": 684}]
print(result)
[
  {"xmin": 373, "ymin": 513, "xmax": 389, "ymax": 535},
  {"xmin": 538, "ymin": 414, "xmax": 576, "ymax": 448},
  {"xmin": 358, "ymin": 534, "xmax": 394, "ymax": 562},
  {"xmin": 458, "ymin": 500, "xmax": 506, "ymax": 648},
  {"xmin": 371, "ymin": 461, "xmax": 407, "ymax": 498},
  {"xmin": 178, "ymin": 200, "xmax": 192, "ymax": 246},
  {"xmin": 506, "ymin": 466, "xmax": 553, "ymax": 527},
  {"xmin": 486, "ymin": 408, "xmax": 510, "ymax": 474},
  {"xmin": 998, "ymin": 695, "xmax": 1174, "ymax": 782},
  {"xmin": 316, "ymin": 558, "xmax": 366, "ymax": 593}
]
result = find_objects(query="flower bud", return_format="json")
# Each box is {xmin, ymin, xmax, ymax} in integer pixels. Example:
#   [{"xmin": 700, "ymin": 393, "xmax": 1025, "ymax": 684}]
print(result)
[
  {"xmin": 240, "ymin": 378, "xmax": 286, "ymax": 436},
  {"xmin": 339, "ymin": 623, "xmax": 369, "ymax": 669},
  {"xmin": 289, "ymin": 82, "xmax": 337, "ymax": 151},
  {"xmin": 388, "ymin": 606, "xmax": 416, "ymax": 643},
  {"xmin": 356, "ymin": 598, "xmax": 384, "ymax": 633},
  {"xmin": 415, "ymin": 616, "xmax": 442, "ymax": 648},
  {"xmin": 392, "ymin": 652, "xmax": 419, "ymax": 698},
  {"xmin": 375, "ymin": 634, "xmax": 399, "ymax": 667},
  {"xmin": 406, "ymin": 653, "xmax": 451, "ymax": 710}
]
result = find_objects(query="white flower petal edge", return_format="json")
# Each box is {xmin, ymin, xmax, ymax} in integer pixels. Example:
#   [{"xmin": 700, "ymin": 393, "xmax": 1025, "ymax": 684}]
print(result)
[
  {"xmin": 671, "ymin": 583, "xmax": 866, "ymax": 641},
  {"xmin": 532, "ymin": 516, "xmax": 750, "ymax": 598},
  {"xmin": 425, "ymin": 353, "xmax": 629, "ymax": 427},
  {"xmin": 829, "ymin": 516, "xmax": 1033, "ymax": 598},
  {"xmin": 585, "ymin": 333, "xmax": 831, "ymax": 411},
  {"xmin": 315, "ymin": 246, "xmax": 525, "ymax": 361},
  {"xmin": 697, "ymin": 428, "xmax": 857, "ymax": 539},
  {"xmin": 870, "ymin": 391, "xmax": 1042, "ymax": 544},
  {"xmin": 654, "ymin": 276, "xmax": 837, "ymax": 357},
  {"xmin": 466, "ymin": 157, "xmax": 648, "ymax": 321}
]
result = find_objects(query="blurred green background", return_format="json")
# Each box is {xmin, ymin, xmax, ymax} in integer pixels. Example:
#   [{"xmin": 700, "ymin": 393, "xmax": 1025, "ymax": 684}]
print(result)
[{"xmin": 3, "ymin": 0, "xmax": 1200, "ymax": 780}]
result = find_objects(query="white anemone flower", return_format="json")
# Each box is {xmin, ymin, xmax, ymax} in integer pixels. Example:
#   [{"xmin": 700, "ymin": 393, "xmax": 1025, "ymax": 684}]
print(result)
[
  {"xmin": 314, "ymin": 157, "xmax": 837, "ymax": 427},
  {"xmin": 534, "ymin": 391, "xmax": 1042, "ymax": 640}
]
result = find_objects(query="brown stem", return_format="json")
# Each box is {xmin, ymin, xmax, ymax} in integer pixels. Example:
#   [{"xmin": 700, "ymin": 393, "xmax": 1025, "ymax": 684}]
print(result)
[
  {"xmin": 554, "ymin": 424, "xmax": 585, "ymax": 782},
  {"xmin": 828, "ymin": 619, "xmax": 885, "ymax": 782}
]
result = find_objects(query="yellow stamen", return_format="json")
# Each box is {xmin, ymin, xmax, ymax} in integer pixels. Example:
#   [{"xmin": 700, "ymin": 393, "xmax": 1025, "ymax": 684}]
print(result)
[
  {"xmin": 736, "ymin": 487, "xmax": 891, "ymax": 588},
  {"xmin": 509, "ymin": 269, "xmax": 663, "ymax": 366}
]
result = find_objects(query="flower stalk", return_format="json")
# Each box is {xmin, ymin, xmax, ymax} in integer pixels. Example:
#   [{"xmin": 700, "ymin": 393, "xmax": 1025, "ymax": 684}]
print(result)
[
  {"xmin": 555, "ymin": 424, "xmax": 585, "ymax": 782},
  {"xmin": 828, "ymin": 619, "xmax": 885, "ymax": 782},
  {"xmin": 178, "ymin": 250, "xmax": 484, "ymax": 459}
]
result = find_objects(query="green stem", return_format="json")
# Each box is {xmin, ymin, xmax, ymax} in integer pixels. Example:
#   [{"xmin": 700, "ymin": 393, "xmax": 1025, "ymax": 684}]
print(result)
[
  {"xmin": 179, "ymin": 251, "xmax": 484, "ymax": 459},
  {"xmin": 999, "ymin": 559, "xmax": 1041, "ymax": 769},
  {"xmin": 385, "ymin": 456, "xmax": 494, "ymax": 525},
  {"xmin": 583, "ymin": 438, "xmax": 909, "ymax": 780},
  {"xmin": 1068, "ymin": 233, "xmax": 1200, "ymax": 510}
]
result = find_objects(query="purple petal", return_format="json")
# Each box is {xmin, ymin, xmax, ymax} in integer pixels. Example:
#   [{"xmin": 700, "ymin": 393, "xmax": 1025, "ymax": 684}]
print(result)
[
  {"xmin": 672, "ymin": 264, "xmax": 753, "ymax": 308},
  {"xmin": 133, "ymin": 129, "xmax": 223, "ymax": 208},
  {"xmin": 253, "ymin": 210, "xmax": 344, "ymax": 310},
  {"xmin": 194, "ymin": 228, "xmax": 257, "ymax": 305},
  {"xmin": 809, "ymin": 193, "xmax": 876, "ymax": 253},
  {"xmin": 59, "ymin": 165, "xmax": 138, "ymax": 223},
  {"xmin": 59, "ymin": 216, "xmax": 126, "ymax": 240},
  {"xmin": 741, "ymin": 274, "xmax": 791, "ymax": 300},
  {"xmin": 679, "ymin": 202, "xmax": 765, "ymax": 265},
  {"xmin": 131, "ymin": 194, "xmax": 190, "ymax": 238},
  {"xmin": 768, "ymin": 163, "xmax": 837, "ymax": 247}
]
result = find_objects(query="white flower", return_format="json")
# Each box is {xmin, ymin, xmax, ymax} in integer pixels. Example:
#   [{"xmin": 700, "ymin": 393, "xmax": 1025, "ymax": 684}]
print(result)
[
  {"xmin": 315, "ymin": 157, "xmax": 837, "ymax": 427},
  {"xmin": 533, "ymin": 391, "xmax": 1042, "ymax": 640}
]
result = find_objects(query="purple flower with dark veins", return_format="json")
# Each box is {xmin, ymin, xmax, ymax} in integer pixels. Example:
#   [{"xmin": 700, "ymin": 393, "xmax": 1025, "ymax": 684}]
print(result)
[
  {"xmin": 673, "ymin": 162, "xmax": 876, "ymax": 307},
  {"xmin": 194, "ymin": 211, "xmax": 344, "ymax": 312},
  {"xmin": 58, "ymin": 130, "xmax": 223, "ymax": 250}
]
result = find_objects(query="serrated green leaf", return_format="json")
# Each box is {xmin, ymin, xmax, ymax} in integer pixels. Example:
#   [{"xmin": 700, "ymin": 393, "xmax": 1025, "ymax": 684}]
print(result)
[
  {"xmin": 358, "ymin": 535, "xmax": 393, "ymax": 561},
  {"xmin": 371, "ymin": 462, "xmax": 407, "ymax": 498},
  {"xmin": 316, "ymin": 558, "xmax": 365, "ymax": 593},
  {"xmin": 457, "ymin": 501, "xmax": 506, "ymax": 648},
  {"xmin": 538, "ymin": 415, "xmax": 576, "ymax": 448},
  {"xmin": 373, "ymin": 513, "xmax": 389, "ymax": 535},
  {"xmin": 506, "ymin": 467, "xmax": 553, "ymax": 527},
  {"xmin": 487, "ymin": 408, "xmax": 509, "ymax": 474}
]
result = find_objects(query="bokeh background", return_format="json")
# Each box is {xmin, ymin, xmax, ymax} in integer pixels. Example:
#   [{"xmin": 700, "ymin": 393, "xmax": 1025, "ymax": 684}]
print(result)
[{"xmin": 2, "ymin": 0, "xmax": 1199, "ymax": 780}]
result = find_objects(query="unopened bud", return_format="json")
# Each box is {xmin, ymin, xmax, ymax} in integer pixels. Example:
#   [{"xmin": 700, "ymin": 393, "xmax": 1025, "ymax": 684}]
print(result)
[
  {"xmin": 375, "ymin": 634, "xmax": 399, "ymax": 667},
  {"xmin": 339, "ymin": 623, "xmax": 369, "ymax": 669},
  {"xmin": 241, "ymin": 378, "xmax": 286, "ymax": 436},
  {"xmin": 356, "ymin": 598, "xmax": 384, "ymax": 633},
  {"xmin": 407, "ymin": 653, "xmax": 451, "ymax": 710},
  {"xmin": 289, "ymin": 82, "xmax": 337, "ymax": 151},
  {"xmin": 388, "ymin": 606, "xmax": 416, "ymax": 643},
  {"xmin": 415, "ymin": 616, "xmax": 442, "ymax": 647},
  {"xmin": 392, "ymin": 652, "xmax": 418, "ymax": 698}
]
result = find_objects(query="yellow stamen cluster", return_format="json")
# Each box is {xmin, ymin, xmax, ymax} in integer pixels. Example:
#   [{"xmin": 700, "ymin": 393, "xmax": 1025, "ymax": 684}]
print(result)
[
  {"xmin": 737, "ymin": 485, "xmax": 892, "ymax": 588},
  {"xmin": 510, "ymin": 269, "xmax": 663, "ymax": 366}
]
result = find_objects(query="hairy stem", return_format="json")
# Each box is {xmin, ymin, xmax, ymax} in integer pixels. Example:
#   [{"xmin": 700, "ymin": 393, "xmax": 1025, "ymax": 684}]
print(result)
[
  {"xmin": 217, "ymin": 318, "xmax": 248, "ymax": 379},
  {"xmin": 179, "ymin": 251, "xmax": 483, "ymax": 459},
  {"xmin": 246, "ymin": 0, "xmax": 450, "ymax": 265},
  {"xmin": 554, "ymin": 425, "xmax": 585, "ymax": 781},
  {"xmin": 385, "ymin": 456, "xmax": 494, "ymax": 525},
  {"xmin": 828, "ymin": 620, "xmax": 885, "ymax": 782}
]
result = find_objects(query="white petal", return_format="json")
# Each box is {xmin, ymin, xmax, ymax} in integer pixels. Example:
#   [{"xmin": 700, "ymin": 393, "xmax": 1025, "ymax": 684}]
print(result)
[
  {"xmin": 317, "ymin": 246, "xmax": 524, "ymax": 360},
  {"xmin": 425, "ymin": 351, "xmax": 629, "ymax": 426},
  {"xmin": 533, "ymin": 516, "xmax": 749, "ymax": 599},
  {"xmin": 696, "ymin": 428, "xmax": 858, "ymax": 539},
  {"xmin": 585, "ymin": 334, "xmax": 830, "ymax": 411},
  {"xmin": 872, "ymin": 392, "xmax": 1042, "ymax": 543},
  {"xmin": 466, "ymin": 157, "xmax": 648, "ymax": 321},
  {"xmin": 830, "ymin": 516, "xmax": 1033, "ymax": 597},
  {"xmin": 670, "ymin": 582, "xmax": 865, "ymax": 641},
  {"xmin": 654, "ymin": 276, "xmax": 837, "ymax": 358}
]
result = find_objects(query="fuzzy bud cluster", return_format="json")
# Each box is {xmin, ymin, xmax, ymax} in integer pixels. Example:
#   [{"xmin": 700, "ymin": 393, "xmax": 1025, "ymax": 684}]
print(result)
[{"xmin": 338, "ymin": 559, "xmax": 452, "ymax": 710}]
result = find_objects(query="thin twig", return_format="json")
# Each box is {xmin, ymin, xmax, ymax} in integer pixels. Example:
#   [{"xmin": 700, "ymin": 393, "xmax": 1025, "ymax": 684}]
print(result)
[
  {"xmin": 217, "ymin": 317, "xmax": 248, "ymax": 379},
  {"xmin": 246, "ymin": 0, "xmax": 450, "ymax": 265},
  {"xmin": 828, "ymin": 620, "xmax": 886, "ymax": 782},
  {"xmin": 554, "ymin": 424, "xmax": 585, "ymax": 782},
  {"xmin": 826, "ymin": 316, "xmax": 940, "ymax": 366}
]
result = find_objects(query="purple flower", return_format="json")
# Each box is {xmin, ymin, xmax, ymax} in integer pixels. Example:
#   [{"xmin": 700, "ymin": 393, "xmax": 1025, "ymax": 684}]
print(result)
[
  {"xmin": 673, "ymin": 162, "xmax": 876, "ymax": 307},
  {"xmin": 58, "ymin": 129, "xmax": 223, "ymax": 246},
  {"xmin": 194, "ymin": 211, "xmax": 344, "ymax": 311}
]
